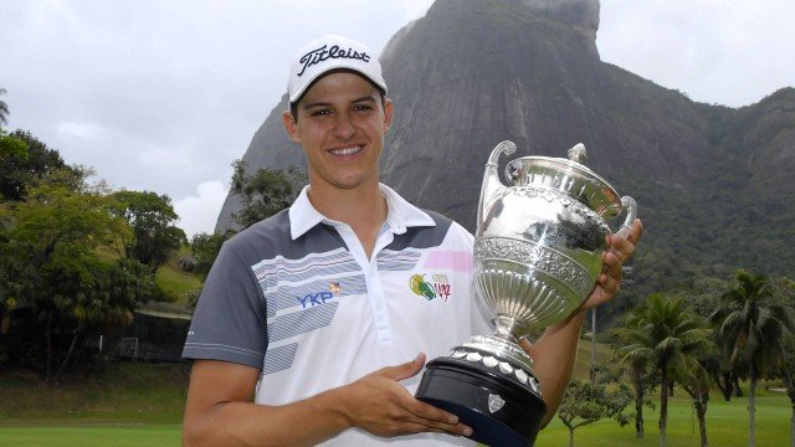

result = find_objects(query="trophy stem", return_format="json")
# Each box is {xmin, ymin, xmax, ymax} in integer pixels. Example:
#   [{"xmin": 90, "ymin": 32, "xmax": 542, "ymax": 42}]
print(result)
[{"xmin": 493, "ymin": 314, "xmax": 530, "ymax": 343}]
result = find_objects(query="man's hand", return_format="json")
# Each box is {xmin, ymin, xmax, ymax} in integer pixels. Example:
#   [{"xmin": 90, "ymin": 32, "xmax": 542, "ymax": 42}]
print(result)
[
  {"xmin": 581, "ymin": 218, "xmax": 643, "ymax": 310},
  {"xmin": 337, "ymin": 353, "xmax": 473, "ymax": 438}
]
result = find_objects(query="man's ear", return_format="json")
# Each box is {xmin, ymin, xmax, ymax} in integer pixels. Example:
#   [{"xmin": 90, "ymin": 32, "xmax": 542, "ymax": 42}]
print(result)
[
  {"xmin": 383, "ymin": 98, "xmax": 394, "ymax": 133},
  {"xmin": 282, "ymin": 110, "xmax": 302, "ymax": 143}
]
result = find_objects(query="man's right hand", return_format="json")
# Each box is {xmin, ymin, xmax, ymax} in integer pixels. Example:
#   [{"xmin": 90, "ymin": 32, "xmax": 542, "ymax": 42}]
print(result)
[
  {"xmin": 337, "ymin": 353, "xmax": 473, "ymax": 438},
  {"xmin": 183, "ymin": 355, "xmax": 472, "ymax": 447}
]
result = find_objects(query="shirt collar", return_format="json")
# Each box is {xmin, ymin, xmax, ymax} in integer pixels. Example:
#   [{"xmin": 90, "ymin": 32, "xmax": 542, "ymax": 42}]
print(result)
[{"xmin": 288, "ymin": 183, "xmax": 436, "ymax": 240}]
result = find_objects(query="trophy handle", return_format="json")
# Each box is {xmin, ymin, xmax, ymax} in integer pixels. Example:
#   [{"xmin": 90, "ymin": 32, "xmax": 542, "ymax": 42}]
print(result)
[
  {"xmin": 615, "ymin": 196, "xmax": 637, "ymax": 239},
  {"xmin": 477, "ymin": 141, "xmax": 516, "ymax": 233}
]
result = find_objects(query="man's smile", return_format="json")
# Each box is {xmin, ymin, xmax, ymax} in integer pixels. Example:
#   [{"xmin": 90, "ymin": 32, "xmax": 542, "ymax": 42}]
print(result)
[{"xmin": 328, "ymin": 145, "xmax": 363, "ymax": 156}]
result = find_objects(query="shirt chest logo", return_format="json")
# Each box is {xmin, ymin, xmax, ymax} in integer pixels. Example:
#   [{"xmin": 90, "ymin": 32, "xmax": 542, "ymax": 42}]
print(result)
[
  {"xmin": 296, "ymin": 282, "xmax": 342, "ymax": 309},
  {"xmin": 297, "ymin": 291, "xmax": 333, "ymax": 308},
  {"xmin": 409, "ymin": 273, "xmax": 452, "ymax": 302}
]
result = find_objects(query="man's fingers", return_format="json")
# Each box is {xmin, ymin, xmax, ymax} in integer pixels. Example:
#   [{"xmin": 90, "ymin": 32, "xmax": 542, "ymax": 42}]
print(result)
[
  {"xmin": 602, "ymin": 251, "xmax": 623, "ymax": 280},
  {"xmin": 407, "ymin": 396, "xmax": 460, "ymax": 425},
  {"xmin": 380, "ymin": 353, "xmax": 426, "ymax": 381},
  {"xmin": 608, "ymin": 235, "xmax": 634, "ymax": 262},
  {"xmin": 394, "ymin": 394, "xmax": 472, "ymax": 437},
  {"xmin": 628, "ymin": 219, "xmax": 644, "ymax": 244},
  {"xmin": 608, "ymin": 219, "xmax": 642, "ymax": 262},
  {"xmin": 396, "ymin": 381, "xmax": 472, "ymax": 435},
  {"xmin": 389, "ymin": 420, "xmax": 467, "ymax": 437},
  {"xmin": 399, "ymin": 412, "xmax": 473, "ymax": 437}
]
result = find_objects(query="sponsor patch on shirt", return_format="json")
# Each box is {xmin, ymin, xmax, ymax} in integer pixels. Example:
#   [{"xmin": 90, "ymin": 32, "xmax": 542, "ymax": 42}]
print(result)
[{"xmin": 409, "ymin": 273, "xmax": 451, "ymax": 302}]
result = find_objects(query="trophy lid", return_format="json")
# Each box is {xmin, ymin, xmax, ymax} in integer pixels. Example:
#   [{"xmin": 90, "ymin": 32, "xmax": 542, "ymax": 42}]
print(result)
[{"xmin": 504, "ymin": 143, "xmax": 622, "ymax": 217}]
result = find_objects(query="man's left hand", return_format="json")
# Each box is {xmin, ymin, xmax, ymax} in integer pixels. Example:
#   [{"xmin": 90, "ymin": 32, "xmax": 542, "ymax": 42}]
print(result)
[{"xmin": 580, "ymin": 218, "xmax": 643, "ymax": 310}]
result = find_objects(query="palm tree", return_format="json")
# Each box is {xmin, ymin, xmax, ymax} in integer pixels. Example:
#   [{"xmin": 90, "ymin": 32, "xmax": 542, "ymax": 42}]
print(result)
[
  {"xmin": 679, "ymin": 351, "xmax": 714, "ymax": 447},
  {"xmin": 610, "ymin": 341, "xmax": 651, "ymax": 438},
  {"xmin": 0, "ymin": 88, "xmax": 9, "ymax": 128},
  {"xmin": 615, "ymin": 293, "xmax": 711, "ymax": 447},
  {"xmin": 710, "ymin": 270, "xmax": 793, "ymax": 447},
  {"xmin": 775, "ymin": 334, "xmax": 795, "ymax": 447}
]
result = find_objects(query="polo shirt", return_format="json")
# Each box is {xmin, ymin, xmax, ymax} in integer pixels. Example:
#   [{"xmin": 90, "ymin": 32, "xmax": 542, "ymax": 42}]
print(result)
[{"xmin": 183, "ymin": 184, "xmax": 490, "ymax": 446}]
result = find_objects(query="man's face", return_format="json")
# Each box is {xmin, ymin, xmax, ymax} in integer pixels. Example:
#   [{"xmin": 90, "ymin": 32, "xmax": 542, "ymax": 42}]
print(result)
[{"xmin": 282, "ymin": 72, "xmax": 393, "ymax": 194}]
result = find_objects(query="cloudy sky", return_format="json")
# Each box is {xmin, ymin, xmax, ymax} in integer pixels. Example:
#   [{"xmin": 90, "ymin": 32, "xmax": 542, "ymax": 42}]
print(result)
[{"xmin": 2, "ymin": 0, "xmax": 793, "ymax": 237}]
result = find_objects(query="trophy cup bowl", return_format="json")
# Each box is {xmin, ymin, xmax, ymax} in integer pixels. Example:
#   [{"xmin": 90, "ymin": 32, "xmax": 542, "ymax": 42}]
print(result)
[{"xmin": 416, "ymin": 141, "xmax": 637, "ymax": 447}]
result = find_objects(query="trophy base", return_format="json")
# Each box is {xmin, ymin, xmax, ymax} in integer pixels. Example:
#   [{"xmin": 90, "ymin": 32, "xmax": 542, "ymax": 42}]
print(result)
[{"xmin": 416, "ymin": 347, "xmax": 547, "ymax": 447}]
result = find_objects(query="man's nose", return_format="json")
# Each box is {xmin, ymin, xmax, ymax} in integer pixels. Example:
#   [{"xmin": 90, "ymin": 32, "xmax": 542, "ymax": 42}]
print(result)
[{"xmin": 333, "ymin": 113, "xmax": 355, "ymax": 139}]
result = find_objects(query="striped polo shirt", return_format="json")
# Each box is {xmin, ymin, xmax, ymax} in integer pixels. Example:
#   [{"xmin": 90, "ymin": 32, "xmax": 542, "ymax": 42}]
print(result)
[{"xmin": 183, "ymin": 184, "xmax": 490, "ymax": 446}]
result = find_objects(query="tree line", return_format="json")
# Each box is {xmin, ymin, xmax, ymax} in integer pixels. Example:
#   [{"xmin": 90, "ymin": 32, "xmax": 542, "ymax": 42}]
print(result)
[
  {"xmin": 186, "ymin": 159, "xmax": 304, "ymax": 284},
  {"xmin": 0, "ymin": 130, "xmax": 187, "ymax": 381},
  {"xmin": 559, "ymin": 271, "xmax": 795, "ymax": 447},
  {"xmin": 6, "ymin": 87, "xmax": 795, "ymax": 446},
  {"xmin": 1, "ymin": 88, "xmax": 304, "ymax": 380}
]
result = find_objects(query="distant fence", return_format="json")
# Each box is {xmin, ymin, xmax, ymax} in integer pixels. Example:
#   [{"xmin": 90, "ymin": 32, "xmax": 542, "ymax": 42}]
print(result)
[{"xmin": 86, "ymin": 302, "xmax": 194, "ymax": 363}]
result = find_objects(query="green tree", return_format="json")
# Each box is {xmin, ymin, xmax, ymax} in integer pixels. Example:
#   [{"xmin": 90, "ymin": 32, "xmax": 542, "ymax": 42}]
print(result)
[
  {"xmin": 711, "ymin": 270, "xmax": 794, "ymax": 447},
  {"xmin": 1, "ymin": 172, "xmax": 129, "ymax": 380},
  {"xmin": 0, "ymin": 90, "xmax": 29, "ymax": 165},
  {"xmin": 678, "ymin": 349, "xmax": 715, "ymax": 447},
  {"xmin": 610, "ymin": 331, "xmax": 655, "ymax": 438},
  {"xmin": 777, "ymin": 333, "xmax": 795, "ymax": 447},
  {"xmin": 615, "ymin": 294, "xmax": 711, "ymax": 447},
  {"xmin": 230, "ymin": 160, "xmax": 305, "ymax": 229},
  {"xmin": 0, "ymin": 131, "xmax": 28, "ymax": 163},
  {"xmin": 111, "ymin": 190, "xmax": 186, "ymax": 274},
  {"xmin": 90, "ymin": 258, "xmax": 161, "ymax": 363},
  {"xmin": 0, "ymin": 88, "xmax": 8, "ymax": 127},
  {"xmin": 675, "ymin": 277, "xmax": 740, "ymax": 402},
  {"xmin": 189, "ymin": 230, "xmax": 235, "ymax": 280},
  {"xmin": 186, "ymin": 163, "xmax": 305, "ymax": 280},
  {"xmin": 557, "ymin": 377, "xmax": 632, "ymax": 447},
  {"xmin": 0, "ymin": 130, "xmax": 72, "ymax": 201},
  {"xmin": 0, "ymin": 204, "xmax": 22, "ymax": 362}
]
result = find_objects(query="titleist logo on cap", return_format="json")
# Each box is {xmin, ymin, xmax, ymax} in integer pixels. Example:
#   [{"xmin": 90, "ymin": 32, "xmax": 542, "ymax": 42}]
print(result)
[{"xmin": 297, "ymin": 44, "xmax": 371, "ymax": 77}]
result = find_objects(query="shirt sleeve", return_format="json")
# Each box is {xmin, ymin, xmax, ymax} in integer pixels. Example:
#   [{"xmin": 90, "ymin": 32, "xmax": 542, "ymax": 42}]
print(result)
[{"xmin": 182, "ymin": 240, "xmax": 268, "ymax": 369}]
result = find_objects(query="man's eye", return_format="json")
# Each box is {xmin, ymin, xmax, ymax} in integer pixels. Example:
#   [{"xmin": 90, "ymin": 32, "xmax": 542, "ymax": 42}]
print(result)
[
  {"xmin": 311, "ymin": 109, "xmax": 332, "ymax": 117},
  {"xmin": 353, "ymin": 104, "xmax": 373, "ymax": 111}
]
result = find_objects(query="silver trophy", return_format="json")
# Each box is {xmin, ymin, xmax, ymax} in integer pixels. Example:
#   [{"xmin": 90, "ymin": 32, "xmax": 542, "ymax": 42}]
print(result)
[{"xmin": 416, "ymin": 141, "xmax": 637, "ymax": 447}]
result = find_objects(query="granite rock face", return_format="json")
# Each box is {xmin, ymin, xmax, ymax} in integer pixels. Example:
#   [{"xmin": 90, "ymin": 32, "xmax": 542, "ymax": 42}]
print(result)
[
  {"xmin": 216, "ymin": 0, "xmax": 795, "ymax": 286},
  {"xmin": 504, "ymin": 0, "xmax": 600, "ymax": 56},
  {"xmin": 216, "ymin": 0, "xmax": 705, "ymax": 232}
]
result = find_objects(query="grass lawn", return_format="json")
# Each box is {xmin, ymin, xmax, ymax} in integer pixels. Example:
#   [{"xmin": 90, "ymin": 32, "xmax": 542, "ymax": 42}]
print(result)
[
  {"xmin": 0, "ymin": 363, "xmax": 188, "ymax": 425},
  {"xmin": 0, "ymin": 424, "xmax": 182, "ymax": 447},
  {"xmin": 154, "ymin": 248, "xmax": 203, "ymax": 299},
  {"xmin": 1, "ymin": 346, "xmax": 790, "ymax": 446},
  {"xmin": 536, "ymin": 388, "xmax": 791, "ymax": 446},
  {"xmin": 0, "ymin": 392, "xmax": 789, "ymax": 446}
]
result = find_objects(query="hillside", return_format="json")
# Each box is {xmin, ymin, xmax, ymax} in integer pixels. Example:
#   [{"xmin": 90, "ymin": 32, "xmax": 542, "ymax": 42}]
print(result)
[{"xmin": 215, "ymin": 0, "xmax": 795, "ymax": 323}]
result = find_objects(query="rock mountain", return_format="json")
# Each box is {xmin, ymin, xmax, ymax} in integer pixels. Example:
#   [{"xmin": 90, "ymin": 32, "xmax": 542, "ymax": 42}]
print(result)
[{"xmin": 216, "ymin": 0, "xmax": 795, "ymax": 302}]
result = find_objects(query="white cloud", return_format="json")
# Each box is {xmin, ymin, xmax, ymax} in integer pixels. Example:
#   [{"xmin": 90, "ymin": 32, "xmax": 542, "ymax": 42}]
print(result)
[
  {"xmin": 173, "ymin": 181, "xmax": 229, "ymax": 238},
  {"xmin": 599, "ymin": 0, "xmax": 795, "ymax": 107},
  {"xmin": 57, "ymin": 121, "xmax": 105, "ymax": 141},
  {"xmin": 2, "ymin": 0, "xmax": 792, "ymax": 234}
]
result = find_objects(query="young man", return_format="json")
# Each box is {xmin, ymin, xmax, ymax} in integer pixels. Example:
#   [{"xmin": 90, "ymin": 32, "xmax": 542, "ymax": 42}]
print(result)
[{"xmin": 182, "ymin": 35, "xmax": 642, "ymax": 447}]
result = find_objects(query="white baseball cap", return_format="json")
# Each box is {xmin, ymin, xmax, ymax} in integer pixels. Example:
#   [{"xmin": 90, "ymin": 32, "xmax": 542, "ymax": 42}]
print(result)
[{"xmin": 287, "ymin": 34, "xmax": 388, "ymax": 105}]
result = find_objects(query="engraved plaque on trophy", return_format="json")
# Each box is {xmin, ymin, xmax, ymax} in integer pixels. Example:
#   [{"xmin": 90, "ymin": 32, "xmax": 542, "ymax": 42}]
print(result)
[{"xmin": 416, "ymin": 141, "xmax": 637, "ymax": 447}]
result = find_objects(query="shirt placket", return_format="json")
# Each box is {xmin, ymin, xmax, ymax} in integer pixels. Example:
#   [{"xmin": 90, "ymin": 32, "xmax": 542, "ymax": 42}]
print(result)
[{"xmin": 334, "ymin": 223, "xmax": 397, "ymax": 345}]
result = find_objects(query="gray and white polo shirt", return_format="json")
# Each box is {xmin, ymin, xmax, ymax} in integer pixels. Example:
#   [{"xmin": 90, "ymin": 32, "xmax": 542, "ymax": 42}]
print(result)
[{"xmin": 183, "ymin": 184, "xmax": 489, "ymax": 446}]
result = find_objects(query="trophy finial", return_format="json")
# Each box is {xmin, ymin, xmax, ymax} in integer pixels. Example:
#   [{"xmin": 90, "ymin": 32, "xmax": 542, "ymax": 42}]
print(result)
[{"xmin": 567, "ymin": 143, "xmax": 587, "ymax": 164}]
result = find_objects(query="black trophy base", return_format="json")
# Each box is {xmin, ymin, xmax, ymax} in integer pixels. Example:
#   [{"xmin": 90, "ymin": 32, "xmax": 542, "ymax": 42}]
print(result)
[{"xmin": 415, "ymin": 348, "xmax": 547, "ymax": 447}]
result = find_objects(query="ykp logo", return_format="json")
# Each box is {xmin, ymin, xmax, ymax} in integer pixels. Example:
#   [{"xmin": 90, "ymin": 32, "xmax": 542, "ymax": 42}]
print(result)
[{"xmin": 298, "ymin": 292, "xmax": 333, "ymax": 308}]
